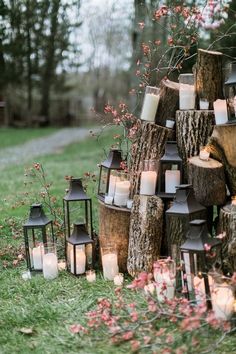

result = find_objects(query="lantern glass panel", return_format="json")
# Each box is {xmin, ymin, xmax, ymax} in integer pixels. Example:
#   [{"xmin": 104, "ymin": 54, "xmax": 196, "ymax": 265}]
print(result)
[{"xmin": 224, "ymin": 62, "xmax": 236, "ymax": 123}]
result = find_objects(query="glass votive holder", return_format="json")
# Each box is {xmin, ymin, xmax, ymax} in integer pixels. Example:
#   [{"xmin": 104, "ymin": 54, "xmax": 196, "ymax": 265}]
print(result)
[
  {"xmin": 179, "ymin": 73, "xmax": 195, "ymax": 110},
  {"xmin": 199, "ymin": 98, "xmax": 209, "ymax": 110},
  {"xmin": 140, "ymin": 159, "xmax": 158, "ymax": 195},
  {"xmin": 42, "ymin": 242, "xmax": 58, "ymax": 280},
  {"xmin": 101, "ymin": 244, "xmax": 119, "ymax": 281},
  {"xmin": 140, "ymin": 86, "xmax": 160, "ymax": 122},
  {"xmin": 199, "ymin": 146, "xmax": 210, "ymax": 161},
  {"xmin": 153, "ymin": 257, "xmax": 176, "ymax": 302},
  {"xmin": 114, "ymin": 272, "xmax": 124, "ymax": 286},
  {"xmin": 104, "ymin": 194, "xmax": 113, "ymax": 205},
  {"xmin": 211, "ymin": 282, "xmax": 235, "ymax": 321},
  {"xmin": 86, "ymin": 269, "xmax": 96, "ymax": 282},
  {"xmin": 166, "ymin": 119, "xmax": 175, "ymax": 129},
  {"xmin": 126, "ymin": 199, "xmax": 133, "ymax": 209}
]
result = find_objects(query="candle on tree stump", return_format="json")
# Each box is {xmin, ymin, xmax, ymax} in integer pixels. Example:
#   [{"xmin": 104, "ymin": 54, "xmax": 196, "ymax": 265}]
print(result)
[{"xmin": 140, "ymin": 86, "xmax": 160, "ymax": 122}]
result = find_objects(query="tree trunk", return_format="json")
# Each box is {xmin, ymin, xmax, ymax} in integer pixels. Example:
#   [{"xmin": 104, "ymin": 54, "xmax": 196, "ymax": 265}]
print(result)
[
  {"xmin": 176, "ymin": 110, "xmax": 215, "ymax": 179},
  {"xmin": 130, "ymin": 122, "xmax": 169, "ymax": 198},
  {"xmin": 127, "ymin": 195, "xmax": 163, "ymax": 276},
  {"xmin": 194, "ymin": 49, "xmax": 224, "ymax": 109},
  {"xmin": 98, "ymin": 200, "xmax": 130, "ymax": 272},
  {"xmin": 206, "ymin": 124, "xmax": 236, "ymax": 195},
  {"xmin": 218, "ymin": 203, "xmax": 236, "ymax": 274},
  {"xmin": 188, "ymin": 156, "xmax": 226, "ymax": 206},
  {"xmin": 155, "ymin": 79, "xmax": 179, "ymax": 127}
]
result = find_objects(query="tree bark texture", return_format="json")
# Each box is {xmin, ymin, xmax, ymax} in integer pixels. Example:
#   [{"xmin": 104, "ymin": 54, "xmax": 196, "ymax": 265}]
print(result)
[
  {"xmin": 155, "ymin": 79, "xmax": 180, "ymax": 127},
  {"xmin": 218, "ymin": 203, "xmax": 236, "ymax": 274},
  {"xmin": 176, "ymin": 110, "xmax": 215, "ymax": 180},
  {"xmin": 206, "ymin": 124, "xmax": 236, "ymax": 195},
  {"xmin": 194, "ymin": 49, "xmax": 224, "ymax": 109},
  {"xmin": 130, "ymin": 122, "xmax": 169, "ymax": 198},
  {"xmin": 188, "ymin": 156, "xmax": 226, "ymax": 206},
  {"xmin": 127, "ymin": 195, "xmax": 163, "ymax": 276},
  {"xmin": 98, "ymin": 200, "xmax": 130, "ymax": 272}
]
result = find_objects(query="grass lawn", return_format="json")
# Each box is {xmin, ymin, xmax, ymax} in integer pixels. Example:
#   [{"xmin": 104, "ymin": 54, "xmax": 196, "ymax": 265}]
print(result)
[{"xmin": 0, "ymin": 127, "xmax": 236, "ymax": 354}]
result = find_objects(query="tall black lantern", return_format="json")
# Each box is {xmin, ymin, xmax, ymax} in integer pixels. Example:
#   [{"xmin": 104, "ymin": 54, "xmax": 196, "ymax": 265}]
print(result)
[
  {"xmin": 224, "ymin": 62, "xmax": 236, "ymax": 123},
  {"xmin": 66, "ymin": 223, "xmax": 94, "ymax": 275},
  {"xmin": 23, "ymin": 204, "xmax": 54, "ymax": 271},
  {"xmin": 166, "ymin": 184, "xmax": 206, "ymax": 260},
  {"xmin": 157, "ymin": 141, "xmax": 183, "ymax": 198},
  {"xmin": 97, "ymin": 149, "xmax": 123, "ymax": 201},
  {"xmin": 180, "ymin": 219, "xmax": 222, "ymax": 309},
  {"xmin": 63, "ymin": 178, "xmax": 93, "ymax": 241}
]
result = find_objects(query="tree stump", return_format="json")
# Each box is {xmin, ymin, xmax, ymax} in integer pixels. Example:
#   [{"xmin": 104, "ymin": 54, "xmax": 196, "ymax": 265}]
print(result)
[
  {"xmin": 130, "ymin": 122, "xmax": 169, "ymax": 198},
  {"xmin": 176, "ymin": 110, "xmax": 215, "ymax": 179},
  {"xmin": 195, "ymin": 49, "xmax": 224, "ymax": 109},
  {"xmin": 155, "ymin": 79, "xmax": 180, "ymax": 126},
  {"xmin": 127, "ymin": 195, "xmax": 163, "ymax": 276},
  {"xmin": 188, "ymin": 156, "xmax": 226, "ymax": 206},
  {"xmin": 98, "ymin": 200, "xmax": 130, "ymax": 272},
  {"xmin": 206, "ymin": 124, "xmax": 236, "ymax": 195},
  {"xmin": 218, "ymin": 203, "xmax": 236, "ymax": 274}
]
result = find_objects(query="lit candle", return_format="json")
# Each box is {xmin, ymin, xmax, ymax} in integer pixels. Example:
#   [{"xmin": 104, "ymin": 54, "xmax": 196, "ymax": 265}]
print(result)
[
  {"xmin": 213, "ymin": 99, "xmax": 228, "ymax": 125},
  {"xmin": 165, "ymin": 170, "xmax": 180, "ymax": 193},
  {"xmin": 199, "ymin": 99, "xmax": 209, "ymax": 110},
  {"xmin": 166, "ymin": 120, "xmax": 175, "ymax": 129},
  {"xmin": 32, "ymin": 244, "xmax": 44, "ymax": 270},
  {"xmin": 86, "ymin": 269, "xmax": 96, "ymax": 282},
  {"xmin": 179, "ymin": 84, "xmax": 195, "ymax": 110},
  {"xmin": 104, "ymin": 195, "xmax": 113, "ymax": 205},
  {"xmin": 199, "ymin": 149, "xmax": 210, "ymax": 161},
  {"xmin": 43, "ymin": 253, "xmax": 58, "ymax": 280},
  {"xmin": 141, "ymin": 93, "xmax": 160, "ymax": 122},
  {"xmin": 114, "ymin": 273, "xmax": 124, "ymax": 286},
  {"xmin": 102, "ymin": 253, "xmax": 119, "ymax": 280},
  {"xmin": 140, "ymin": 171, "xmax": 157, "ymax": 195},
  {"xmin": 70, "ymin": 248, "xmax": 86, "ymax": 275},
  {"xmin": 212, "ymin": 283, "xmax": 235, "ymax": 320}
]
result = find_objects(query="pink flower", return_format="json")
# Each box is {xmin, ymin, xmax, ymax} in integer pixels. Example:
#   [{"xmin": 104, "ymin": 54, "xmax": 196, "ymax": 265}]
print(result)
[
  {"xmin": 204, "ymin": 243, "xmax": 211, "ymax": 252},
  {"xmin": 69, "ymin": 324, "xmax": 87, "ymax": 334},
  {"xmin": 122, "ymin": 331, "xmax": 134, "ymax": 341}
]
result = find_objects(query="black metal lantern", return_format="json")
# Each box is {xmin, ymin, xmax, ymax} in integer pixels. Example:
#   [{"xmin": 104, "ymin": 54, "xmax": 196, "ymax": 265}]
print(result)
[
  {"xmin": 180, "ymin": 219, "xmax": 222, "ymax": 309},
  {"xmin": 157, "ymin": 141, "xmax": 183, "ymax": 198},
  {"xmin": 23, "ymin": 204, "xmax": 54, "ymax": 271},
  {"xmin": 97, "ymin": 149, "xmax": 123, "ymax": 201},
  {"xmin": 224, "ymin": 62, "xmax": 236, "ymax": 123},
  {"xmin": 165, "ymin": 184, "xmax": 207, "ymax": 260},
  {"xmin": 66, "ymin": 223, "xmax": 94, "ymax": 275}
]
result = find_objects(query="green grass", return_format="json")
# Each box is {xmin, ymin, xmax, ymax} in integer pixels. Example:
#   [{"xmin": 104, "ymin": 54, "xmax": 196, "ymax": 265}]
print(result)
[
  {"xmin": 0, "ymin": 127, "xmax": 57, "ymax": 149},
  {"xmin": 0, "ymin": 127, "xmax": 236, "ymax": 354}
]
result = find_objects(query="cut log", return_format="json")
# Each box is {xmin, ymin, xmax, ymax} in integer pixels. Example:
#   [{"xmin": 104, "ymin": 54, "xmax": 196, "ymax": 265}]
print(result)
[
  {"xmin": 155, "ymin": 79, "xmax": 180, "ymax": 126},
  {"xmin": 218, "ymin": 203, "xmax": 236, "ymax": 274},
  {"xmin": 130, "ymin": 122, "xmax": 169, "ymax": 198},
  {"xmin": 194, "ymin": 49, "xmax": 224, "ymax": 109},
  {"xmin": 127, "ymin": 195, "xmax": 163, "ymax": 276},
  {"xmin": 188, "ymin": 156, "xmax": 226, "ymax": 206},
  {"xmin": 206, "ymin": 124, "xmax": 236, "ymax": 195},
  {"xmin": 176, "ymin": 110, "xmax": 215, "ymax": 179},
  {"xmin": 98, "ymin": 200, "xmax": 130, "ymax": 272}
]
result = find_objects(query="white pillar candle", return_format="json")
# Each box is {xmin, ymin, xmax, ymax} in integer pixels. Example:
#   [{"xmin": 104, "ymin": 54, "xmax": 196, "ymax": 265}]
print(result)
[
  {"xmin": 114, "ymin": 273, "xmax": 124, "ymax": 286},
  {"xmin": 212, "ymin": 284, "xmax": 234, "ymax": 320},
  {"xmin": 102, "ymin": 253, "xmax": 119, "ymax": 280},
  {"xmin": 114, "ymin": 180, "xmax": 130, "ymax": 206},
  {"xmin": 114, "ymin": 193, "xmax": 129, "ymax": 206},
  {"xmin": 140, "ymin": 171, "xmax": 157, "ymax": 195},
  {"xmin": 199, "ymin": 149, "xmax": 210, "ymax": 161},
  {"xmin": 165, "ymin": 170, "xmax": 180, "ymax": 193},
  {"xmin": 32, "ymin": 244, "xmax": 44, "ymax": 270},
  {"xmin": 183, "ymin": 253, "xmax": 192, "ymax": 291},
  {"xmin": 199, "ymin": 99, "xmax": 209, "ymax": 110},
  {"xmin": 86, "ymin": 270, "xmax": 96, "ymax": 282},
  {"xmin": 166, "ymin": 120, "xmax": 175, "ymax": 128},
  {"xmin": 108, "ymin": 175, "xmax": 117, "ymax": 197},
  {"xmin": 104, "ymin": 195, "xmax": 113, "ymax": 205},
  {"xmin": 43, "ymin": 253, "xmax": 58, "ymax": 280},
  {"xmin": 213, "ymin": 99, "xmax": 228, "ymax": 125},
  {"xmin": 179, "ymin": 84, "xmax": 195, "ymax": 110},
  {"xmin": 141, "ymin": 93, "xmax": 160, "ymax": 122},
  {"xmin": 70, "ymin": 248, "xmax": 86, "ymax": 275},
  {"xmin": 115, "ymin": 181, "xmax": 130, "ymax": 194}
]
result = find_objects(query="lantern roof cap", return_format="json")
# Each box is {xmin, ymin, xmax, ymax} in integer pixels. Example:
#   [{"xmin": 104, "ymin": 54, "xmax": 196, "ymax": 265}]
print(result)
[
  {"xmin": 64, "ymin": 178, "xmax": 90, "ymax": 201},
  {"xmin": 100, "ymin": 149, "xmax": 123, "ymax": 169},
  {"xmin": 24, "ymin": 203, "xmax": 52, "ymax": 227},
  {"xmin": 68, "ymin": 223, "xmax": 93, "ymax": 245},
  {"xmin": 161, "ymin": 141, "xmax": 182, "ymax": 162}
]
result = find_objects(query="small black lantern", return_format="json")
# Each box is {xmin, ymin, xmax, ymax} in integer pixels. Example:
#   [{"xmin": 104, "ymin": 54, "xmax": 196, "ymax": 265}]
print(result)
[
  {"xmin": 224, "ymin": 62, "xmax": 236, "ymax": 123},
  {"xmin": 66, "ymin": 223, "xmax": 94, "ymax": 275},
  {"xmin": 166, "ymin": 184, "xmax": 207, "ymax": 259},
  {"xmin": 180, "ymin": 219, "xmax": 222, "ymax": 309},
  {"xmin": 157, "ymin": 141, "xmax": 183, "ymax": 198},
  {"xmin": 23, "ymin": 204, "xmax": 54, "ymax": 271},
  {"xmin": 63, "ymin": 178, "xmax": 93, "ymax": 241},
  {"xmin": 97, "ymin": 149, "xmax": 123, "ymax": 201}
]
